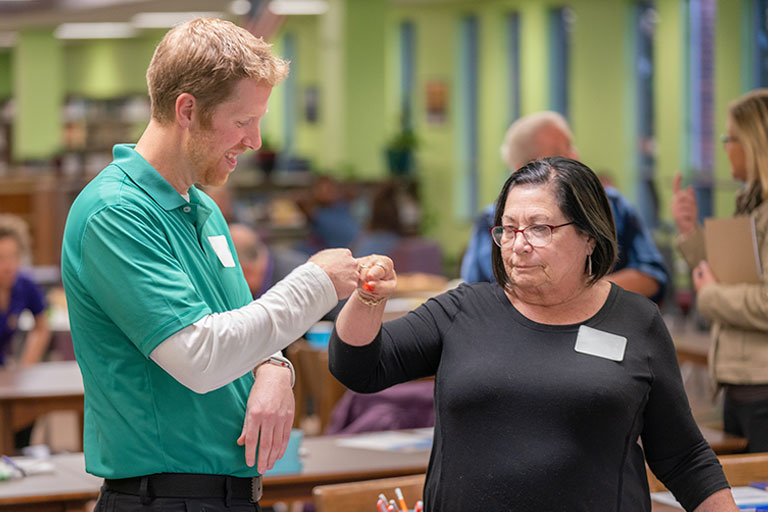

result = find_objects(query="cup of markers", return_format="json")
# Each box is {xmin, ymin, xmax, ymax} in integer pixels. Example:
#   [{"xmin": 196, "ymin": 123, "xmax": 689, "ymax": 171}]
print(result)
[{"xmin": 376, "ymin": 487, "xmax": 423, "ymax": 512}]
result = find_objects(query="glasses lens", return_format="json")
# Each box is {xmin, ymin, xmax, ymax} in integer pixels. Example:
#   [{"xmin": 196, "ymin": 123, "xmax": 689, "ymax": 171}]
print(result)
[
  {"xmin": 524, "ymin": 225, "xmax": 552, "ymax": 247},
  {"xmin": 491, "ymin": 227, "xmax": 504, "ymax": 247}
]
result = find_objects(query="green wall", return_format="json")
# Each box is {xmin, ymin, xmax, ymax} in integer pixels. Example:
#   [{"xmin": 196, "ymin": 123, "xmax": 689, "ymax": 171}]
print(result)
[
  {"xmin": 64, "ymin": 35, "xmax": 161, "ymax": 98},
  {"xmin": 0, "ymin": 0, "xmax": 754, "ymax": 268},
  {"xmin": 0, "ymin": 50, "xmax": 11, "ymax": 99},
  {"xmin": 269, "ymin": 0, "xmax": 750, "ymax": 266},
  {"xmin": 13, "ymin": 29, "xmax": 63, "ymax": 161}
]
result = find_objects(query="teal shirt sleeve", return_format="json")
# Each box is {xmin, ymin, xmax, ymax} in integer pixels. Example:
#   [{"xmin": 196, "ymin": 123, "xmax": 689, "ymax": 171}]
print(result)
[{"xmin": 79, "ymin": 205, "xmax": 212, "ymax": 356}]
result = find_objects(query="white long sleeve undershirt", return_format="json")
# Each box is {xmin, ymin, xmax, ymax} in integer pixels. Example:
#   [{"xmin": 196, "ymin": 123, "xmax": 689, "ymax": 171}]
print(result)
[{"xmin": 150, "ymin": 262, "xmax": 337, "ymax": 394}]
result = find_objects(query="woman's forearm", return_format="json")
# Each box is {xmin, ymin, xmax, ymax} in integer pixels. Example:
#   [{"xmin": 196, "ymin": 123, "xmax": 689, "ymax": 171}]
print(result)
[
  {"xmin": 335, "ymin": 290, "xmax": 387, "ymax": 346},
  {"xmin": 336, "ymin": 256, "xmax": 395, "ymax": 346},
  {"xmin": 20, "ymin": 314, "xmax": 51, "ymax": 365}
]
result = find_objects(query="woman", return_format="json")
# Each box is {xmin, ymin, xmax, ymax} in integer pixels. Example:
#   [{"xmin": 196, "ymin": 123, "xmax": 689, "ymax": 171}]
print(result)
[
  {"xmin": 332, "ymin": 157, "xmax": 735, "ymax": 511},
  {"xmin": 0, "ymin": 214, "xmax": 50, "ymax": 451},
  {"xmin": 671, "ymin": 89, "xmax": 768, "ymax": 453},
  {"xmin": 0, "ymin": 214, "xmax": 49, "ymax": 367}
]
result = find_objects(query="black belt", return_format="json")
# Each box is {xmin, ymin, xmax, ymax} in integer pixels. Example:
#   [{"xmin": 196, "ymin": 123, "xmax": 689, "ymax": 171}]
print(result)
[{"xmin": 103, "ymin": 473, "xmax": 262, "ymax": 503}]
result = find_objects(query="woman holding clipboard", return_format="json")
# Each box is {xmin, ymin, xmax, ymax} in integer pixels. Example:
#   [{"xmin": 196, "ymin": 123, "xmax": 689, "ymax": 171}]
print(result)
[{"xmin": 671, "ymin": 89, "xmax": 768, "ymax": 453}]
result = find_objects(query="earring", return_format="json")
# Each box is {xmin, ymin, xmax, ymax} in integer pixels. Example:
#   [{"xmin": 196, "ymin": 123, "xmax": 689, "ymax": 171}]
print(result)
[{"xmin": 587, "ymin": 254, "xmax": 592, "ymax": 276}]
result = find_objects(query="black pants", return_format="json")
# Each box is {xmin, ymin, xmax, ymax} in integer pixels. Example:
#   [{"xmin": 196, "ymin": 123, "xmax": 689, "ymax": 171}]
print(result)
[
  {"xmin": 95, "ymin": 489, "xmax": 263, "ymax": 512},
  {"xmin": 723, "ymin": 394, "xmax": 768, "ymax": 452}
]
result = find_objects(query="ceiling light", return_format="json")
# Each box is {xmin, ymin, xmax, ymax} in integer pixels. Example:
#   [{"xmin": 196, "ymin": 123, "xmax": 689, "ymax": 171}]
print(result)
[
  {"xmin": 132, "ymin": 12, "xmax": 224, "ymax": 29},
  {"xmin": 268, "ymin": 0, "xmax": 328, "ymax": 16},
  {"xmin": 54, "ymin": 23, "xmax": 137, "ymax": 39}
]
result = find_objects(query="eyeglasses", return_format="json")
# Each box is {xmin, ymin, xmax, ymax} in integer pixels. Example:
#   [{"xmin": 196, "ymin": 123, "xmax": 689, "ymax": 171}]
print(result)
[
  {"xmin": 490, "ymin": 222, "xmax": 574, "ymax": 248},
  {"xmin": 720, "ymin": 134, "xmax": 738, "ymax": 145}
]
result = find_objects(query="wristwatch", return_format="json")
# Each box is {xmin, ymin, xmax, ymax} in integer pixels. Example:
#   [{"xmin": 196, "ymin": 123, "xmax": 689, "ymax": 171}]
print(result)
[{"xmin": 253, "ymin": 356, "xmax": 295, "ymax": 388}]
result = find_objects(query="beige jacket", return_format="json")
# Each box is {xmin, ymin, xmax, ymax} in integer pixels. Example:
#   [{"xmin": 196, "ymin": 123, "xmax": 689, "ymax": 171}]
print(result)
[{"xmin": 677, "ymin": 200, "xmax": 768, "ymax": 385}]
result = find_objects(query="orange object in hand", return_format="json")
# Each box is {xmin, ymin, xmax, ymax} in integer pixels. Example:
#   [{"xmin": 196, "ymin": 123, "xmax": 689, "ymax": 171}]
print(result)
[{"xmin": 363, "ymin": 281, "xmax": 375, "ymax": 293}]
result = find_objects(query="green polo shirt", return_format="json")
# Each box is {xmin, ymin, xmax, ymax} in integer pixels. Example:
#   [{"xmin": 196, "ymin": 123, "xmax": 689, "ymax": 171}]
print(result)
[{"xmin": 61, "ymin": 144, "xmax": 257, "ymax": 479}]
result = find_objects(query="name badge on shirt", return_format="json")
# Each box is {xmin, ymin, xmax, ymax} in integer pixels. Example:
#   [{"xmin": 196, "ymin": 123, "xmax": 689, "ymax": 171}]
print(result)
[
  {"xmin": 574, "ymin": 325, "xmax": 627, "ymax": 362},
  {"xmin": 208, "ymin": 235, "xmax": 235, "ymax": 268}
]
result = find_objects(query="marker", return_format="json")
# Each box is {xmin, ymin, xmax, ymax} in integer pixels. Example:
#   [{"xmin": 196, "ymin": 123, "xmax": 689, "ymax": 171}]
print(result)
[
  {"xmin": 376, "ymin": 498, "xmax": 388, "ymax": 512},
  {"xmin": 413, "ymin": 500, "xmax": 424, "ymax": 512},
  {"xmin": 394, "ymin": 487, "xmax": 408, "ymax": 512},
  {"xmin": 363, "ymin": 281, "xmax": 376, "ymax": 292},
  {"xmin": 1, "ymin": 455, "xmax": 26, "ymax": 477},
  {"xmin": 378, "ymin": 493, "xmax": 388, "ymax": 503}
]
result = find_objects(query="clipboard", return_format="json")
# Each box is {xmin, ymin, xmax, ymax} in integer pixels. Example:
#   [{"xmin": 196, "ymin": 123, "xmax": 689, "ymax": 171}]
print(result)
[{"xmin": 704, "ymin": 215, "xmax": 762, "ymax": 284}]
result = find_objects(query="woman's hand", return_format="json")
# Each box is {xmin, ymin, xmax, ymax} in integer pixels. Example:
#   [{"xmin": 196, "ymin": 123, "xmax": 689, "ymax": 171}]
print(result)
[
  {"xmin": 334, "ymin": 255, "xmax": 396, "ymax": 347},
  {"xmin": 692, "ymin": 261, "xmax": 717, "ymax": 292},
  {"xmin": 671, "ymin": 173, "xmax": 699, "ymax": 236},
  {"xmin": 356, "ymin": 255, "xmax": 397, "ymax": 303}
]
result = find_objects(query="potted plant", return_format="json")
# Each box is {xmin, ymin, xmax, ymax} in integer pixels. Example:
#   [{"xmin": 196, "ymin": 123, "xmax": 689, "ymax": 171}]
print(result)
[{"xmin": 385, "ymin": 128, "xmax": 418, "ymax": 177}]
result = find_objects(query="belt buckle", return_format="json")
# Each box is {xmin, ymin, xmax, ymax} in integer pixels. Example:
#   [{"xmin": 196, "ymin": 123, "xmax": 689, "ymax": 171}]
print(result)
[{"xmin": 250, "ymin": 476, "xmax": 263, "ymax": 503}]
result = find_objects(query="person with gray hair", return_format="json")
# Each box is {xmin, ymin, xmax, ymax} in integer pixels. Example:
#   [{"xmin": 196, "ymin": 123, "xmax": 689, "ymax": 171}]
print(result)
[{"xmin": 461, "ymin": 111, "xmax": 668, "ymax": 303}]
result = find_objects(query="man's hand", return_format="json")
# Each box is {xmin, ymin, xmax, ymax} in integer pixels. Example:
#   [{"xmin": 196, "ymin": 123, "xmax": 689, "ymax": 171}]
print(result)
[
  {"xmin": 671, "ymin": 173, "xmax": 699, "ymax": 237},
  {"xmin": 309, "ymin": 248, "xmax": 359, "ymax": 299},
  {"xmin": 237, "ymin": 362, "xmax": 295, "ymax": 473}
]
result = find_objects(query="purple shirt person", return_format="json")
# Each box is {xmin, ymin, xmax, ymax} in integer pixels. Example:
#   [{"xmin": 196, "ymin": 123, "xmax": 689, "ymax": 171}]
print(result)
[{"xmin": 0, "ymin": 215, "xmax": 50, "ymax": 366}]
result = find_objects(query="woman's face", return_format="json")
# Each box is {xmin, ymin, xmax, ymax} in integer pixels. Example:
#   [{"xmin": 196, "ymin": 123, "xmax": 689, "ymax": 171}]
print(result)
[
  {"xmin": 500, "ymin": 184, "xmax": 594, "ymax": 294},
  {"xmin": 724, "ymin": 116, "xmax": 747, "ymax": 182},
  {"xmin": 0, "ymin": 236, "xmax": 21, "ymax": 289}
]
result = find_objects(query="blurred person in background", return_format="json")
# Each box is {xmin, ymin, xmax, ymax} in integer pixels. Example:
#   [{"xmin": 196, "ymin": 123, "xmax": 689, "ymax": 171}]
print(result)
[
  {"xmin": 0, "ymin": 213, "xmax": 51, "ymax": 451},
  {"xmin": 671, "ymin": 88, "xmax": 768, "ymax": 452},
  {"xmin": 229, "ymin": 223, "xmax": 307, "ymax": 299},
  {"xmin": 461, "ymin": 111, "xmax": 668, "ymax": 303},
  {"xmin": 0, "ymin": 213, "xmax": 50, "ymax": 367},
  {"xmin": 352, "ymin": 180, "xmax": 406, "ymax": 258},
  {"xmin": 296, "ymin": 174, "xmax": 361, "ymax": 253}
]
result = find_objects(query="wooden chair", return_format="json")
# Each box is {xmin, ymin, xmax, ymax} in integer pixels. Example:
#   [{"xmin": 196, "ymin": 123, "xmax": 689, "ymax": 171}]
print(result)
[
  {"xmin": 647, "ymin": 452, "xmax": 768, "ymax": 492},
  {"xmin": 286, "ymin": 339, "xmax": 347, "ymax": 433},
  {"xmin": 313, "ymin": 473, "xmax": 426, "ymax": 512}
]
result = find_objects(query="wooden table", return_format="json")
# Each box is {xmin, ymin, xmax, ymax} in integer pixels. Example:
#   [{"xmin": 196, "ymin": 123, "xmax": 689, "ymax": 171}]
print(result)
[
  {"xmin": 0, "ymin": 361, "xmax": 84, "ymax": 455},
  {"xmin": 0, "ymin": 430, "xmax": 431, "ymax": 510},
  {"xmin": 0, "ymin": 453, "xmax": 101, "ymax": 511},
  {"xmin": 0, "ymin": 427, "xmax": 750, "ymax": 510}
]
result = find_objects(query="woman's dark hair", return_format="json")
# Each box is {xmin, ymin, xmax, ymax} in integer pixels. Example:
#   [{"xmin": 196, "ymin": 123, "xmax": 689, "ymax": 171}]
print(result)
[{"xmin": 490, "ymin": 157, "xmax": 617, "ymax": 290}]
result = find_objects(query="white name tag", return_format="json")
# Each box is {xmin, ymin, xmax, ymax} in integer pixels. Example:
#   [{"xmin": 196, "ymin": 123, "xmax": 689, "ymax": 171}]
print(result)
[
  {"xmin": 208, "ymin": 235, "xmax": 235, "ymax": 268},
  {"xmin": 574, "ymin": 325, "xmax": 627, "ymax": 362}
]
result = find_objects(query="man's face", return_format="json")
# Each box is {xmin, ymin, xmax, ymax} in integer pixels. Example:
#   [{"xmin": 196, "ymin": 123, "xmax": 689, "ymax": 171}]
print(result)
[{"xmin": 185, "ymin": 79, "xmax": 272, "ymax": 187}]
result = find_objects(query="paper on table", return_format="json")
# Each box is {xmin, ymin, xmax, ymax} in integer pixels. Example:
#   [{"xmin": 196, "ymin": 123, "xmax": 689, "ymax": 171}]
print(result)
[
  {"xmin": 335, "ymin": 428, "xmax": 433, "ymax": 453},
  {"xmin": 0, "ymin": 456, "xmax": 56, "ymax": 478},
  {"xmin": 651, "ymin": 487, "xmax": 768, "ymax": 508}
]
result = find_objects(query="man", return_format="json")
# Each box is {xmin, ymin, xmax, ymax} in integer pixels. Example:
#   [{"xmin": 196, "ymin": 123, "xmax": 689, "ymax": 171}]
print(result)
[
  {"xmin": 229, "ymin": 223, "xmax": 307, "ymax": 299},
  {"xmin": 461, "ymin": 111, "xmax": 668, "ymax": 302},
  {"xmin": 61, "ymin": 18, "xmax": 359, "ymax": 511}
]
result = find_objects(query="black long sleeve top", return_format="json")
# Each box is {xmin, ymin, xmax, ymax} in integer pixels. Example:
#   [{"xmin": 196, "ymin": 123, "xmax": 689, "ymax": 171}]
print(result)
[{"xmin": 329, "ymin": 282, "xmax": 729, "ymax": 512}]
